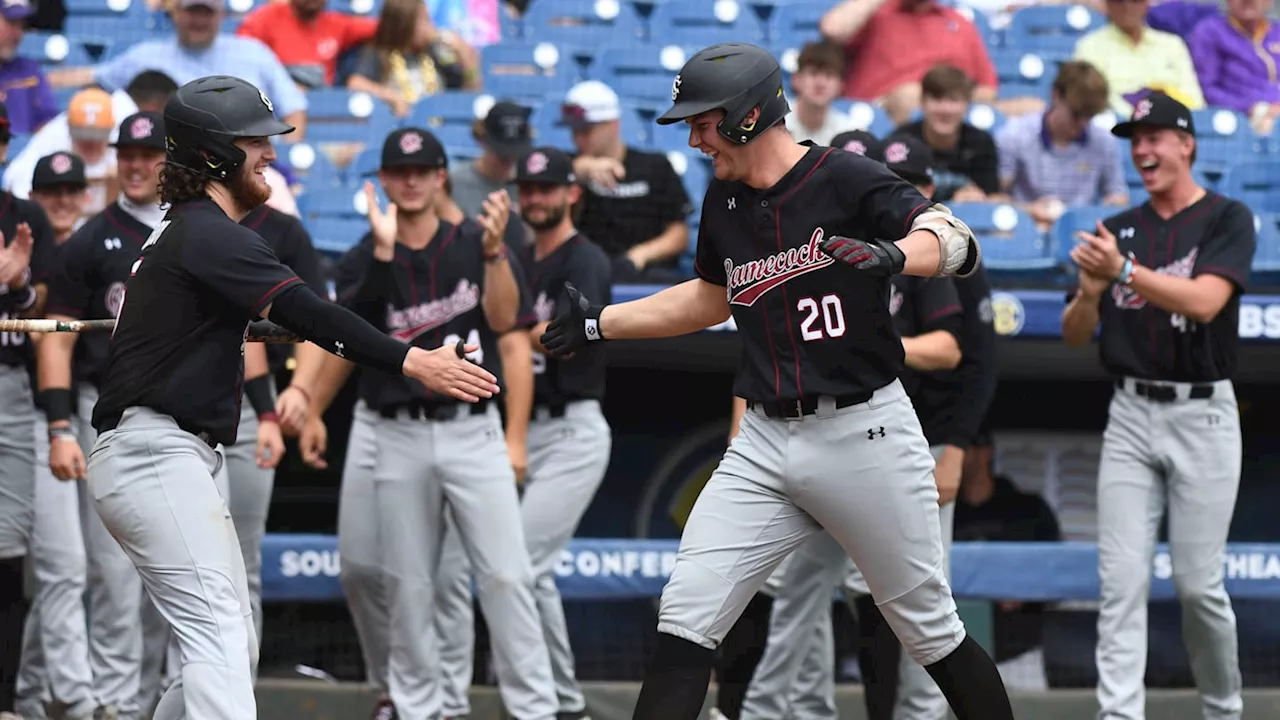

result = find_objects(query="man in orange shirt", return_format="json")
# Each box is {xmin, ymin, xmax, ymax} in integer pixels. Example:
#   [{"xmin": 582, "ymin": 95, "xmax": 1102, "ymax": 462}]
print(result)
[
  {"xmin": 237, "ymin": 0, "xmax": 377, "ymax": 88},
  {"xmin": 820, "ymin": 0, "xmax": 998, "ymax": 125}
]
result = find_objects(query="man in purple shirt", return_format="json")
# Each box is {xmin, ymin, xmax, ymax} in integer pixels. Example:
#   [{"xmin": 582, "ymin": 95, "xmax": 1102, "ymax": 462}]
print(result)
[
  {"xmin": 0, "ymin": 0, "xmax": 56, "ymax": 135},
  {"xmin": 1187, "ymin": 0, "xmax": 1280, "ymax": 125}
]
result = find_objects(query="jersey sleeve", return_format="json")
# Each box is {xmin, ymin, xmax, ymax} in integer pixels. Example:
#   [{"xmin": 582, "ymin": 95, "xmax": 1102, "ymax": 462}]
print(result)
[
  {"xmin": 692, "ymin": 196, "xmax": 727, "ymax": 286},
  {"xmin": 44, "ymin": 234, "xmax": 94, "ymax": 318},
  {"xmin": 836, "ymin": 153, "xmax": 932, "ymax": 241},
  {"xmin": 181, "ymin": 224, "xmax": 303, "ymax": 319},
  {"xmin": 917, "ymin": 277, "xmax": 963, "ymax": 339},
  {"xmin": 1192, "ymin": 200, "xmax": 1256, "ymax": 291},
  {"xmin": 507, "ymin": 250, "xmax": 538, "ymax": 330},
  {"xmin": 23, "ymin": 201, "xmax": 57, "ymax": 286}
]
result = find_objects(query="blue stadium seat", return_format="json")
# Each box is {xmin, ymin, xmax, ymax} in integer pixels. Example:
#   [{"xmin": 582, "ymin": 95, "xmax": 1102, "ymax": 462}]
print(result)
[
  {"xmin": 1252, "ymin": 211, "xmax": 1280, "ymax": 279},
  {"xmin": 594, "ymin": 45, "xmax": 700, "ymax": 106},
  {"xmin": 951, "ymin": 202, "xmax": 1054, "ymax": 275},
  {"xmin": 63, "ymin": 0, "xmax": 132, "ymax": 15},
  {"xmin": 1051, "ymin": 204, "xmax": 1118, "ymax": 267},
  {"xmin": 64, "ymin": 15, "xmax": 152, "ymax": 50},
  {"xmin": 990, "ymin": 49, "xmax": 1054, "ymax": 100},
  {"xmin": 650, "ymin": 122, "xmax": 692, "ymax": 153},
  {"xmin": 19, "ymin": 33, "xmax": 95, "ymax": 67},
  {"xmin": 1191, "ymin": 107, "xmax": 1261, "ymax": 177},
  {"xmin": 278, "ymin": 142, "xmax": 343, "ymax": 190},
  {"xmin": 349, "ymin": 147, "xmax": 382, "ymax": 182},
  {"xmin": 301, "ymin": 89, "xmax": 397, "ymax": 145},
  {"xmin": 1005, "ymin": 4, "xmax": 1104, "ymax": 54},
  {"xmin": 648, "ymin": 0, "xmax": 767, "ymax": 45},
  {"xmin": 966, "ymin": 103, "xmax": 1007, "ymax": 136},
  {"xmin": 1218, "ymin": 160, "xmax": 1280, "ymax": 213},
  {"xmin": 678, "ymin": 155, "xmax": 711, "ymax": 215},
  {"xmin": 481, "ymin": 43, "xmax": 579, "ymax": 102},
  {"xmin": 8, "ymin": 133, "xmax": 30, "ymax": 159},
  {"xmin": 328, "ymin": 0, "xmax": 382, "ymax": 18},
  {"xmin": 308, "ymin": 217, "xmax": 370, "ymax": 256},
  {"xmin": 521, "ymin": 0, "xmax": 645, "ymax": 46},
  {"xmin": 298, "ymin": 186, "xmax": 371, "ymax": 221},
  {"xmin": 767, "ymin": 0, "xmax": 827, "ymax": 47},
  {"xmin": 831, "ymin": 99, "xmax": 895, "ymax": 137}
]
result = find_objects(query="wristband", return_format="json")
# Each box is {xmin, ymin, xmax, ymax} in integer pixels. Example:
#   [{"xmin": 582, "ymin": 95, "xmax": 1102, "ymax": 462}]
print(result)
[
  {"xmin": 484, "ymin": 245, "xmax": 508, "ymax": 264},
  {"xmin": 1117, "ymin": 252, "xmax": 1137, "ymax": 286},
  {"xmin": 245, "ymin": 375, "xmax": 276, "ymax": 416},
  {"xmin": 39, "ymin": 388, "xmax": 74, "ymax": 424},
  {"xmin": 48, "ymin": 425, "xmax": 77, "ymax": 442},
  {"xmin": 257, "ymin": 411, "xmax": 280, "ymax": 424}
]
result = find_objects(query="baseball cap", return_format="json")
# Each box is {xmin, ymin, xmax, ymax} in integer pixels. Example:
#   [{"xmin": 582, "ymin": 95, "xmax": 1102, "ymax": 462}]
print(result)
[
  {"xmin": 0, "ymin": 0, "xmax": 35, "ymax": 22},
  {"xmin": 881, "ymin": 135, "xmax": 935, "ymax": 186},
  {"xmin": 560, "ymin": 80, "xmax": 621, "ymax": 128},
  {"xmin": 68, "ymin": 88, "xmax": 115, "ymax": 142},
  {"xmin": 1111, "ymin": 91, "xmax": 1195, "ymax": 139},
  {"xmin": 378, "ymin": 127, "xmax": 447, "ymax": 172},
  {"xmin": 515, "ymin": 147, "xmax": 576, "ymax": 186},
  {"xmin": 481, "ymin": 101, "xmax": 533, "ymax": 159},
  {"xmin": 831, "ymin": 129, "xmax": 881, "ymax": 159},
  {"xmin": 112, "ymin": 111, "xmax": 165, "ymax": 151},
  {"xmin": 32, "ymin": 152, "xmax": 87, "ymax": 191}
]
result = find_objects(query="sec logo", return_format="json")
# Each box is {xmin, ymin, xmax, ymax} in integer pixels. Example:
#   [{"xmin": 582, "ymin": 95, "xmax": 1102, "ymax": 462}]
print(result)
[{"xmin": 990, "ymin": 292, "xmax": 1025, "ymax": 336}]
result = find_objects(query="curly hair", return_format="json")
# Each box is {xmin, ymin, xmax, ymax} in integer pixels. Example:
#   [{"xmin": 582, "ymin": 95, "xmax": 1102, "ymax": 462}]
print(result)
[{"xmin": 158, "ymin": 162, "xmax": 210, "ymax": 207}]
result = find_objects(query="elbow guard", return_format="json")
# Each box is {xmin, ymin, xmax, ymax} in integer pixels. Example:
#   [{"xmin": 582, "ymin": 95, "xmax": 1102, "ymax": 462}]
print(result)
[{"xmin": 911, "ymin": 204, "xmax": 981, "ymax": 277}]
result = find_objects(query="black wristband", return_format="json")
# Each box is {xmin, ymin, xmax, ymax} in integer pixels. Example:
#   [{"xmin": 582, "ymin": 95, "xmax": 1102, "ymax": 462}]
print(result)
[
  {"xmin": 244, "ymin": 375, "xmax": 275, "ymax": 416},
  {"xmin": 39, "ymin": 388, "xmax": 73, "ymax": 423}
]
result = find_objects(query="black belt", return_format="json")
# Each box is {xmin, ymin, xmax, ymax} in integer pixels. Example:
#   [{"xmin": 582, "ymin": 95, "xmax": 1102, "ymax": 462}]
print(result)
[
  {"xmin": 1117, "ymin": 378, "xmax": 1214, "ymax": 402},
  {"xmin": 533, "ymin": 398, "xmax": 591, "ymax": 419},
  {"xmin": 748, "ymin": 392, "xmax": 874, "ymax": 420},
  {"xmin": 379, "ymin": 399, "xmax": 489, "ymax": 420},
  {"xmin": 98, "ymin": 411, "xmax": 218, "ymax": 449}
]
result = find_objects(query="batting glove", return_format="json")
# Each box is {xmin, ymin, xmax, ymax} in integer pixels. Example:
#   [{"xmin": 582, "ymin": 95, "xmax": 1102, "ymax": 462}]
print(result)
[
  {"xmin": 820, "ymin": 236, "xmax": 906, "ymax": 276},
  {"xmin": 540, "ymin": 282, "xmax": 605, "ymax": 357}
]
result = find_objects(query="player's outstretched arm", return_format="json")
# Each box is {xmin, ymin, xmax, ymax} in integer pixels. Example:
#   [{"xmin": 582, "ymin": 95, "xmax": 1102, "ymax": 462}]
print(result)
[
  {"xmin": 901, "ymin": 331, "xmax": 962, "ymax": 371},
  {"xmin": 263, "ymin": 286, "xmax": 500, "ymax": 402},
  {"xmin": 539, "ymin": 278, "xmax": 729, "ymax": 357}
]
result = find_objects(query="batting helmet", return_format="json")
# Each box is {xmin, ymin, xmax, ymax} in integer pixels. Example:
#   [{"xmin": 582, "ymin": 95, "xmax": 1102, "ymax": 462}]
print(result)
[
  {"xmin": 163, "ymin": 75, "xmax": 294, "ymax": 181},
  {"xmin": 656, "ymin": 43, "xmax": 790, "ymax": 146}
]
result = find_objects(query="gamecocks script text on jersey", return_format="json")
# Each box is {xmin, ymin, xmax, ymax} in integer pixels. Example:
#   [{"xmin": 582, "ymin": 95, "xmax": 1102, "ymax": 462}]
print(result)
[
  {"xmin": 386, "ymin": 280, "xmax": 481, "ymax": 342},
  {"xmin": 724, "ymin": 228, "xmax": 835, "ymax": 307}
]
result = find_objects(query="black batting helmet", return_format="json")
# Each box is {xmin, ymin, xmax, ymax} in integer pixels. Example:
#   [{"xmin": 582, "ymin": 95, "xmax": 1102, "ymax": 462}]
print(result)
[
  {"xmin": 656, "ymin": 43, "xmax": 790, "ymax": 145},
  {"xmin": 163, "ymin": 75, "xmax": 294, "ymax": 182}
]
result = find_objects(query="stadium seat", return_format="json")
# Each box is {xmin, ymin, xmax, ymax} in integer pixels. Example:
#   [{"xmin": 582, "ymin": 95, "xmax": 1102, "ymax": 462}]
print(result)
[
  {"xmin": 301, "ymin": 89, "xmax": 397, "ymax": 145},
  {"xmin": 966, "ymin": 103, "xmax": 1007, "ymax": 135},
  {"xmin": 1252, "ymin": 211, "xmax": 1280, "ymax": 281},
  {"xmin": 664, "ymin": 150, "xmax": 711, "ymax": 216},
  {"xmin": 951, "ymin": 202, "xmax": 1055, "ymax": 275},
  {"xmin": 409, "ymin": 91, "xmax": 490, "ymax": 132},
  {"xmin": 593, "ymin": 45, "xmax": 700, "ymax": 106},
  {"xmin": 278, "ymin": 142, "xmax": 343, "ymax": 190},
  {"xmin": 349, "ymin": 147, "xmax": 382, "ymax": 182},
  {"xmin": 521, "ymin": 0, "xmax": 645, "ymax": 46},
  {"xmin": 63, "ymin": 0, "xmax": 135, "ymax": 15},
  {"xmin": 64, "ymin": 15, "xmax": 152, "ymax": 51},
  {"xmin": 1191, "ymin": 107, "xmax": 1261, "ymax": 177},
  {"xmin": 529, "ymin": 102, "xmax": 575, "ymax": 151},
  {"xmin": 1051, "ymin": 204, "xmax": 1118, "ymax": 268},
  {"xmin": 648, "ymin": 0, "xmax": 767, "ymax": 45},
  {"xmin": 1218, "ymin": 160, "xmax": 1280, "ymax": 213},
  {"xmin": 1005, "ymin": 4, "xmax": 1104, "ymax": 54},
  {"xmin": 831, "ymin": 99, "xmax": 895, "ymax": 137},
  {"xmin": 481, "ymin": 43, "xmax": 579, "ymax": 102},
  {"xmin": 309, "ymin": 217, "xmax": 370, "ymax": 256},
  {"xmin": 19, "ymin": 32, "xmax": 95, "ymax": 67},
  {"xmin": 328, "ymin": 0, "xmax": 382, "ymax": 18},
  {"xmin": 767, "ymin": 0, "xmax": 827, "ymax": 47},
  {"xmin": 990, "ymin": 49, "xmax": 1054, "ymax": 100},
  {"xmin": 298, "ymin": 186, "xmax": 378, "ymax": 221},
  {"xmin": 952, "ymin": 5, "xmax": 1000, "ymax": 50}
]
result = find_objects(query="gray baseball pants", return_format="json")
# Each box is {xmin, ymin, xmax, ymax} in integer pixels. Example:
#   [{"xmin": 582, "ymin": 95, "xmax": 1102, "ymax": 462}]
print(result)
[
  {"xmin": 0, "ymin": 364, "xmax": 35, "ymax": 561},
  {"xmin": 86, "ymin": 407, "xmax": 257, "ymax": 720},
  {"xmin": 1095, "ymin": 378, "xmax": 1242, "ymax": 720}
]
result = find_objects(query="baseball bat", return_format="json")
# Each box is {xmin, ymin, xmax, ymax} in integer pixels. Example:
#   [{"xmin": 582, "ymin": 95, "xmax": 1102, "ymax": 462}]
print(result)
[{"xmin": 0, "ymin": 318, "xmax": 303, "ymax": 343}]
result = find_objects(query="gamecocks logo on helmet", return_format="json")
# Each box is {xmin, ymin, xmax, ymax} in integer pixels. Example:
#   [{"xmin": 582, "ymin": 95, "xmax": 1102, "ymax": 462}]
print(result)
[
  {"xmin": 671, "ymin": 75, "xmax": 681, "ymax": 102},
  {"xmin": 526, "ymin": 152, "xmax": 548, "ymax": 175},
  {"xmin": 399, "ymin": 131, "xmax": 423, "ymax": 155},
  {"xmin": 131, "ymin": 117, "xmax": 153, "ymax": 139},
  {"xmin": 259, "ymin": 89, "xmax": 273, "ymax": 112},
  {"xmin": 884, "ymin": 142, "xmax": 908, "ymax": 165},
  {"xmin": 1133, "ymin": 98, "xmax": 1153, "ymax": 121},
  {"xmin": 51, "ymin": 154, "xmax": 72, "ymax": 174}
]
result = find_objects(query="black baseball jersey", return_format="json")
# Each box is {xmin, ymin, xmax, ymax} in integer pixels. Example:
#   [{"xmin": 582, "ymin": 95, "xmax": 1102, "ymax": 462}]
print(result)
[
  {"xmin": 576, "ymin": 148, "xmax": 692, "ymax": 263},
  {"xmin": 0, "ymin": 191, "xmax": 56, "ymax": 368},
  {"xmin": 518, "ymin": 232, "xmax": 612, "ymax": 406},
  {"xmin": 908, "ymin": 265, "xmax": 999, "ymax": 448},
  {"xmin": 92, "ymin": 199, "xmax": 305, "ymax": 446},
  {"xmin": 694, "ymin": 146, "xmax": 934, "ymax": 402},
  {"xmin": 241, "ymin": 206, "xmax": 327, "ymax": 374},
  {"xmin": 334, "ymin": 220, "xmax": 533, "ymax": 412},
  {"xmin": 1091, "ymin": 191, "xmax": 1255, "ymax": 382},
  {"xmin": 45, "ymin": 202, "xmax": 153, "ymax": 387}
]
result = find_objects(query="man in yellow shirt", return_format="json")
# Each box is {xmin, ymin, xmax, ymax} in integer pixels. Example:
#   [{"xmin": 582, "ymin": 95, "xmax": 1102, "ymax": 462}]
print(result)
[{"xmin": 1073, "ymin": 0, "xmax": 1204, "ymax": 116}]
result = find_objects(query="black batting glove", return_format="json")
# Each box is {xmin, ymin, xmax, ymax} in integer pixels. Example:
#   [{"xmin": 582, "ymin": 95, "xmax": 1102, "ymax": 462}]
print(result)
[
  {"xmin": 820, "ymin": 236, "xmax": 906, "ymax": 276},
  {"xmin": 539, "ymin": 282, "xmax": 605, "ymax": 358}
]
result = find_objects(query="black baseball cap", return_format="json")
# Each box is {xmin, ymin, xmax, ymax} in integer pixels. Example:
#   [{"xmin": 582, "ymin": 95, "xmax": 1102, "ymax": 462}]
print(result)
[
  {"xmin": 880, "ymin": 135, "xmax": 935, "ymax": 186},
  {"xmin": 482, "ymin": 101, "xmax": 533, "ymax": 159},
  {"xmin": 32, "ymin": 152, "xmax": 87, "ymax": 191},
  {"xmin": 831, "ymin": 129, "xmax": 881, "ymax": 160},
  {"xmin": 515, "ymin": 147, "xmax": 576, "ymax": 185},
  {"xmin": 377, "ymin": 127, "xmax": 447, "ymax": 172},
  {"xmin": 112, "ymin": 111, "xmax": 165, "ymax": 151},
  {"xmin": 1111, "ymin": 91, "xmax": 1195, "ymax": 139}
]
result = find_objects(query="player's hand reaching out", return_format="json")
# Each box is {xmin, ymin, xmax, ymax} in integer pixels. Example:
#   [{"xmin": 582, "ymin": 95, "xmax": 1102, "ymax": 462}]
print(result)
[
  {"xmin": 540, "ymin": 282, "xmax": 605, "ymax": 358},
  {"xmin": 403, "ymin": 340, "xmax": 501, "ymax": 402},
  {"xmin": 0, "ymin": 223, "xmax": 34, "ymax": 288},
  {"xmin": 275, "ymin": 385, "xmax": 310, "ymax": 436},
  {"xmin": 256, "ymin": 418, "xmax": 285, "ymax": 469},
  {"xmin": 819, "ymin": 236, "xmax": 906, "ymax": 276},
  {"xmin": 364, "ymin": 181, "xmax": 398, "ymax": 261},
  {"xmin": 49, "ymin": 434, "xmax": 86, "ymax": 481},
  {"xmin": 1071, "ymin": 221, "xmax": 1126, "ymax": 281},
  {"xmin": 478, "ymin": 190, "xmax": 511, "ymax": 255},
  {"xmin": 299, "ymin": 414, "xmax": 328, "ymax": 469}
]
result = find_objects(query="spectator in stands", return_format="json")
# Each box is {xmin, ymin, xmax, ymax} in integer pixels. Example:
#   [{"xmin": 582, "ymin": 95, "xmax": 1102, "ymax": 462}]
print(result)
[
  {"xmin": 784, "ymin": 41, "xmax": 857, "ymax": 146},
  {"xmin": 1073, "ymin": 0, "xmax": 1204, "ymax": 116},
  {"xmin": 996, "ymin": 61, "xmax": 1128, "ymax": 227},
  {"xmin": 3, "ymin": 72, "xmax": 174, "ymax": 210},
  {"xmin": 1187, "ymin": 0, "xmax": 1280, "ymax": 135},
  {"xmin": 0, "ymin": 0, "xmax": 56, "ymax": 134},
  {"xmin": 346, "ymin": 0, "xmax": 479, "ymax": 117},
  {"xmin": 48, "ymin": 0, "xmax": 309, "ymax": 140},
  {"xmin": 820, "ymin": 0, "xmax": 998, "ymax": 125},
  {"xmin": 560, "ymin": 80, "xmax": 692, "ymax": 283},
  {"xmin": 60, "ymin": 88, "xmax": 115, "ymax": 219},
  {"xmin": 28, "ymin": 152, "xmax": 88, "ymax": 243},
  {"xmin": 448, "ymin": 100, "xmax": 530, "ymax": 217},
  {"xmin": 236, "ymin": 0, "xmax": 378, "ymax": 89},
  {"xmin": 895, "ymin": 64, "xmax": 1001, "ymax": 203},
  {"xmin": 954, "ymin": 429, "xmax": 1061, "ymax": 690}
]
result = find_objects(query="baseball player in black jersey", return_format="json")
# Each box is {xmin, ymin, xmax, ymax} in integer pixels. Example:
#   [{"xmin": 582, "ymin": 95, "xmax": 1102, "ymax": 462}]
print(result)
[
  {"xmin": 83, "ymin": 76, "xmax": 498, "ymax": 720},
  {"xmin": 1062, "ymin": 91, "xmax": 1255, "ymax": 720},
  {"xmin": 0, "ymin": 99, "xmax": 58, "ymax": 717},
  {"xmin": 539, "ymin": 43, "xmax": 1012, "ymax": 720}
]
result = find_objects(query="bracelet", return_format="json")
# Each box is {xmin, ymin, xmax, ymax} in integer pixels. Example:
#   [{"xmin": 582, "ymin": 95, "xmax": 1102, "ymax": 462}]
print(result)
[
  {"xmin": 1117, "ymin": 252, "xmax": 1137, "ymax": 285},
  {"xmin": 258, "ymin": 411, "xmax": 280, "ymax": 424},
  {"xmin": 48, "ymin": 425, "xmax": 76, "ymax": 442},
  {"xmin": 285, "ymin": 384, "xmax": 312, "ymax": 404},
  {"xmin": 484, "ymin": 245, "xmax": 508, "ymax": 264}
]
